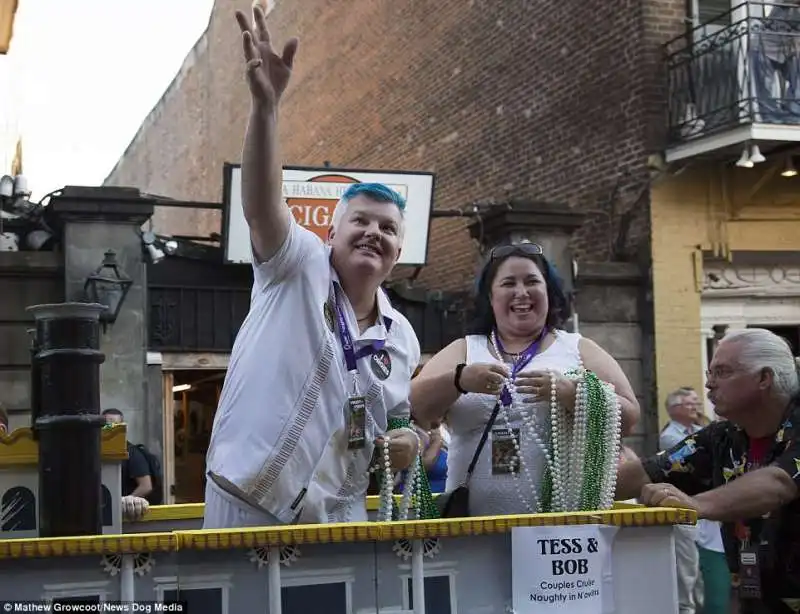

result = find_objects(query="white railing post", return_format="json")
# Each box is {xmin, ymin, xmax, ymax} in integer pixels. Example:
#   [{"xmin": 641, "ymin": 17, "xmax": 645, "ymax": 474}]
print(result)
[{"xmin": 268, "ymin": 546, "xmax": 282, "ymax": 614}]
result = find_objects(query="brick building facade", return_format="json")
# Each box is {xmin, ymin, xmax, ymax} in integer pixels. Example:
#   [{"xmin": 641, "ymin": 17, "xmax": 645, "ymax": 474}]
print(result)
[
  {"xmin": 105, "ymin": 0, "xmax": 800, "ymax": 436},
  {"xmin": 104, "ymin": 0, "xmax": 684, "ymax": 292}
]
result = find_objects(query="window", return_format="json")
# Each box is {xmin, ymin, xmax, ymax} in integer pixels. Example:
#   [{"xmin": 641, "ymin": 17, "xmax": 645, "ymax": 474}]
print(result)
[
  {"xmin": 399, "ymin": 562, "xmax": 458, "ymax": 614},
  {"xmin": 154, "ymin": 574, "xmax": 231, "ymax": 614},
  {"xmin": 1, "ymin": 486, "xmax": 36, "ymax": 531},
  {"xmin": 281, "ymin": 568, "xmax": 355, "ymax": 614},
  {"xmin": 162, "ymin": 588, "xmax": 222, "ymax": 614},
  {"xmin": 41, "ymin": 581, "xmax": 110, "ymax": 602},
  {"xmin": 282, "ymin": 583, "xmax": 347, "ymax": 614},
  {"xmin": 695, "ymin": 0, "xmax": 732, "ymax": 27},
  {"xmin": 405, "ymin": 576, "xmax": 453, "ymax": 614},
  {"xmin": 750, "ymin": 325, "xmax": 800, "ymax": 356}
]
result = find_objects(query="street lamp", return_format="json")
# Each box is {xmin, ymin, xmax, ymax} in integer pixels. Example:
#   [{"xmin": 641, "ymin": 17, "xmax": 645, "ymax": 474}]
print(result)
[{"xmin": 83, "ymin": 250, "xmax": 132, "ymax": 327}]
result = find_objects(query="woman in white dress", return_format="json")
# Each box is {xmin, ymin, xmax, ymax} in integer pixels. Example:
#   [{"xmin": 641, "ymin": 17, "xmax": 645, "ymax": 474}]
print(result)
[{"xmin": 410, "ymin": 241, "xmax": 640, "ymax": 516}]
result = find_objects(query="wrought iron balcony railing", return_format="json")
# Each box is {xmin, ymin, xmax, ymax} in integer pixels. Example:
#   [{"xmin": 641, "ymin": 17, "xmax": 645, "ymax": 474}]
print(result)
[
  {"xmin": 666, "ymin": 2, "xmax": 800, "ymax": 149},
  {"xmin": 147, "ymin": 283, "xmax": 470, "ymax": 355}
]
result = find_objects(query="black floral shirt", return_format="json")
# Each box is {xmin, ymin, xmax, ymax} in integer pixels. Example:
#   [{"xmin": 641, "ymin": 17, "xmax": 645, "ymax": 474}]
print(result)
[{"xmin": 642, "ymin": 397, "xmax": 800, "ymax": 613}]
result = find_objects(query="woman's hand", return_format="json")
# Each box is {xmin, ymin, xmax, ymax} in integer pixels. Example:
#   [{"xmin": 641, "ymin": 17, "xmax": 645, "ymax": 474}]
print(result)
[
  {"xmin": 514, "ymin": 369, "xmax": 577, "ymax": 409},
  {"xmin": 375, "ymin": 428, "xmax": 420, "ymax": 472},
  {"xmin": 459, "ymin": 362, "xmax": 510, "ymax": 395}
]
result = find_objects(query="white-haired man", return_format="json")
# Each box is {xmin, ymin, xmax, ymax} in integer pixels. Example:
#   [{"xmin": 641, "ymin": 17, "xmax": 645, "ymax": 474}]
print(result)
[
  {"xmin": 617, "ymin": 328, "xmax": 800, "ymax": 613},
  {"xmin": 203, "ymin": 6, "xmax": 420, "ymax": 528},
  {"xmin": 660, "ymin": 387, "xmax": 704, "ymax": 614}
]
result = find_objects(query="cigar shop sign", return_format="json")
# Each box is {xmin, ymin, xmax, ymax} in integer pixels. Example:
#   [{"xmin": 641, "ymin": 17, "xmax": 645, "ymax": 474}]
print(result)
[
  {"xmin": 222, "ymin": 164, "xmax": 436, "ymax": 266},
  {"xmin": 512, "ymin": 524, "xmax": 619, "ymax": 614}
]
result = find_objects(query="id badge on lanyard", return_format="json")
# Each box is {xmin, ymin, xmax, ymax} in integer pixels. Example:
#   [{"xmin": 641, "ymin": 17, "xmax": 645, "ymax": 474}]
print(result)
[
  {"xmin": 333, "ymin": 288, "xmax": 385, "ymax": 451},
  {"xmin": 738, "ymin": 544, "xmax": 762, "ymax": 600}
]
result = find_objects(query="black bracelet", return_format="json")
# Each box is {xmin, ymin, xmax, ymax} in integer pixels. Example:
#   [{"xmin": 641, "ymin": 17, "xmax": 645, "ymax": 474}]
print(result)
[{"xmin": 454, "ymin": 363, "xmax": 468, "ymax": 394}]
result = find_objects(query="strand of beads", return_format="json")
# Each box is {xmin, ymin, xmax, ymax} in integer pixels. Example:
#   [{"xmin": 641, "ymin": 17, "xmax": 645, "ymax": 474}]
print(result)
[
  {"xmin": 490, "ymin": 333, "xmax": 550, "ymax": 513},
  {"xmin": 566, "ymin": 369, "xmax": 588, "ymax": 511},
  {"xmin": 599, "ymin": 381, "xmax": 623, "ymax": 509},
  {"xmin": 546, "ymin": 366, "xmax": 621, "ymax": 512},
  {"xmin": 498, "ymin": 379, "xmax": 547, "ymax": 513},
  {"xmin": 397, "ymin": 428, "xmax": 420, "ymax": 520},
  {"xmin": 486, "ymin": 332, "xmax": 622, "ymax": 514},
  {"xmin": 376, "ymin": 419, "xmax": 441, "ymax": 522},
  {"xmin": 548, "ymin": 368, "xmax": 568, "ymax": 511},
  {"xmin": 378, "ymin": 437, "xmax": 394, "ymax": 522}
]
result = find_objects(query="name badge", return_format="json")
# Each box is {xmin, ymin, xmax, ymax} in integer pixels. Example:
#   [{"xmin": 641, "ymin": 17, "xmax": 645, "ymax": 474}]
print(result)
[
  {"xmin": 491, "ymin": 427, "xmax": 519, "ymax": 475},
  {"xmin": 738, "ymin": 545, "xmax": 762, "ymax": 600},
  {"xmin": 347, "ymin": 396, "xmax": 367, "ymax": 450}
]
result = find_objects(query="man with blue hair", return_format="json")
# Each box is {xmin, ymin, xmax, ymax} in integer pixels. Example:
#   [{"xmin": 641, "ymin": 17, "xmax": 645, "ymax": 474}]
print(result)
[{"xmin": 203, "ymin": 5, "xmax": 421, "ymax": 528}]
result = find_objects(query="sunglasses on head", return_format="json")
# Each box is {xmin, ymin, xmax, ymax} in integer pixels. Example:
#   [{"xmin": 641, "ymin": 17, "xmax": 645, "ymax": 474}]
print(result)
[{"xmin": 488, "ymin": 242, "xmax": 544, "ymax": 262}]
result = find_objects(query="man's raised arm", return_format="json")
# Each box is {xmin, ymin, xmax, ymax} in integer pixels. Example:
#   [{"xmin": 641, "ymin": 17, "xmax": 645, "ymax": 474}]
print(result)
[{"xmin": 234, "ymin": 6, "xmax": 299, "ymax": 263}]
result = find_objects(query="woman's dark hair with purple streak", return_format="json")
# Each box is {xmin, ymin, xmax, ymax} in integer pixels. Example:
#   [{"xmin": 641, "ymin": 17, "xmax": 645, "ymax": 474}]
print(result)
[{"xmin": 467, "ymin": 241, "xmax": 571, "ymax": 336}]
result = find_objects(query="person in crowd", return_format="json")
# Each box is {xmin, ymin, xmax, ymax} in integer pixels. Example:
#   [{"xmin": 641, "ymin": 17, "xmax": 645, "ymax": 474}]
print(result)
[
  {"xmin": 396, "ymin": 419, "xmax": 449, "ymax": 495},
  {"xmin": 662, "ymin": 385, "xmax": 730, "ymax": 614},
  {"xmin": 617, "ymin": 328, "xmax": 800, "ymax": 614},
  {"xmin": 661, "ymin": 387, "xmax": 705, "ymax": 614},
  {"xmin": 121, "ymin": 495, "xmax": 150, "ymax": 521},
  {"xmin": 102, "ymin": 409, "xmax": 154, "ymax": 501},
  {"xmin": 422, "ymin": 421, "xmax": 449, "ymax": 493},
  {"xmin": 410, "ymin": 241, "xmax": 640, "ymax": 516},
  {"xmin": 661, "ymin": 387, "xmax": 703, "ymax": 448},
  {"xmin": 203, "ymin": 5, "xmax": 420, "ymax": 529}
]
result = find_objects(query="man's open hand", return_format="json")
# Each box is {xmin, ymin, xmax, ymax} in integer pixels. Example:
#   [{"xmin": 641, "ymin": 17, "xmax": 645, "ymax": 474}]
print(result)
[
  {"xmin": 235, "ymin": 5, "xmax": 298, "ymax": 110},
  {"xmin": 640, "ymin": 483, "xmax": 700, "ymax": 514}
]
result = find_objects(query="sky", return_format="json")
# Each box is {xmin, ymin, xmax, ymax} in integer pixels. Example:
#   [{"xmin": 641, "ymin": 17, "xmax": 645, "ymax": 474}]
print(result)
[{"xmin": 0, "ymin": 0, "xmax": 215, "ymax": 201}]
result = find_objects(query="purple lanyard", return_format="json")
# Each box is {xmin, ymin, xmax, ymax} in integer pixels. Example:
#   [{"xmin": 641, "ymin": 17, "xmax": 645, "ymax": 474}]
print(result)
[
  {"xmin": 333, "ymin": 289, "xmax": 386, "ymax": 373},
  {"xmin": 495, "ymin": 327, "xmax": 548, "ymax": 406}
]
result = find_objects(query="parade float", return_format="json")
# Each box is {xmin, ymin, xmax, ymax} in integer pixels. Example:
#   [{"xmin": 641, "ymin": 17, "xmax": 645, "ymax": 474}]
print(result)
[{"xmin": 0, "ymin": 303, "xmax": 690, "ymax": 613}]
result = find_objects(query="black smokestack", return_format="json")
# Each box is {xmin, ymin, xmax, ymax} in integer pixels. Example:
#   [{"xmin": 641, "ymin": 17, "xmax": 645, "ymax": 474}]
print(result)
[{"xmin": 28, "ymin": 302, "xmax": 106, "ymax": 537}]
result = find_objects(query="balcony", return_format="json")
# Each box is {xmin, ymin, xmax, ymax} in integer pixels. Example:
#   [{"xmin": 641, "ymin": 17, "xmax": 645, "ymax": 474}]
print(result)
[{"xmin": 665, "ymin": 2, "xmax": 800, "ymax": 164}]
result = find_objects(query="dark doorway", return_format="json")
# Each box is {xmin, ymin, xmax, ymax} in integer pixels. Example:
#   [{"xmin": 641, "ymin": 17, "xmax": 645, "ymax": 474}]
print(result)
[{"xmin": 748, "ymin": 325, "xmax": 800, "ymax": 355}]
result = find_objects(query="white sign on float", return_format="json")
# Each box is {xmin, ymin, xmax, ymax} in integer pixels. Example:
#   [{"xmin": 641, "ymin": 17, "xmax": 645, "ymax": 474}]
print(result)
[
  {"xmin": 512, "ymin": 524, "xmax": 619, "ymax": 614},
  {"xmin": 222, "ymin": 164, "xmax": 436, "ymax": 266}
]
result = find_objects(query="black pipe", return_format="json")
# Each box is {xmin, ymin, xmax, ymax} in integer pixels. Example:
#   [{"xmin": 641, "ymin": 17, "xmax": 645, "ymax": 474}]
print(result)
[
  {"xmin": 27, "ymin": 329, "xmax": 40, "ymax": 438},
  {"xmin": 27, "ymin": 302, "xmax": 107, "ymax": 537}
]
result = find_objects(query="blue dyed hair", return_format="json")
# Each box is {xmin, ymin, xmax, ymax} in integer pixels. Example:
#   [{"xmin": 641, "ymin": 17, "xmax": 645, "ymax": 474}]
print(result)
[
  {"xmin": 331, "ymin": 182, "xmax": 407, "ymax": 231},
  {"xmin": 342, "ymin": 183, "xmax": 406, "ymax": 211}
]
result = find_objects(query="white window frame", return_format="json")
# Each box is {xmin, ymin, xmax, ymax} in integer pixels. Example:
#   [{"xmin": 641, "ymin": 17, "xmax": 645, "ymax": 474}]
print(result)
[
  {"xmin": 153, "ymin": 573, "xmax": 232, "ymax": 614},
  {"xmin": 41, "ymin": 581, "xmax": 111, "ymax": 602},
  {"xmin": 281, "ymin": 567, "xmax": 356, "ymax": 614},
  {"xmin": 397, "ymin": 560, "xmax": 459, "ymax": 613}
]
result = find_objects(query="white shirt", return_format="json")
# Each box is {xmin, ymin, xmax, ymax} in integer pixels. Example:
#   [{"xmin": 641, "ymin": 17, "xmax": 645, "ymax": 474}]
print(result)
[
  {"xmin": 206, "ymin": 215, "xmax": 420, "ymax": 524},
  {"xmin": 695, "ymin": 519, "xmax": 725, "ymax": 553},
  {"xmin": 659, "ymin": 420, "xmax": 702, "ymax": 452}
]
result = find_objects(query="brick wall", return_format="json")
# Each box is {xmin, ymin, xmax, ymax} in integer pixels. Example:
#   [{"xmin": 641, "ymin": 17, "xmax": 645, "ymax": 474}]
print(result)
[{"xmin": 105, "ymin": 0, "xmax": 691, "ymax": 293}]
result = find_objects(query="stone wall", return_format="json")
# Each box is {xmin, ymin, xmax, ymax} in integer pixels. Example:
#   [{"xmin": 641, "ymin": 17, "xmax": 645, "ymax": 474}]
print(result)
[
  {"xmin": 0, "ymin": 252, "xmax": 63, "ymax": 430},
  {"xmin": 574, "ymin": 262, "xmax": 656, "ymax": 455}
]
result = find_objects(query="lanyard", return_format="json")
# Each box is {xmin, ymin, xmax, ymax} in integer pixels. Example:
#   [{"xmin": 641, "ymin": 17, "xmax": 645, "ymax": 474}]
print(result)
[
  {"xmin": 333, "ymin": 287, "xmax": 387, "ymax": 374},
  {"xmin": 494, "ymin": 327, "xmax": 548, "ymax": 407}
]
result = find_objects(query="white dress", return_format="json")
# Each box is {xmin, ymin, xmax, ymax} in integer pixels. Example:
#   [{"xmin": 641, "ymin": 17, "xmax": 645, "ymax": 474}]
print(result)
[{"xmin": 445, "ymin": 330, "xmax": 583, "ymax": 516}]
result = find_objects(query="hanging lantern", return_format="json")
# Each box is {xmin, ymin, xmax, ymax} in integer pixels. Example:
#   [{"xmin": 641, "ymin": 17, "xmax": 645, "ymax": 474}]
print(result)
[{"xmin": 83, "ymin": 250, "xmax": 132, "ymax": 325}]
